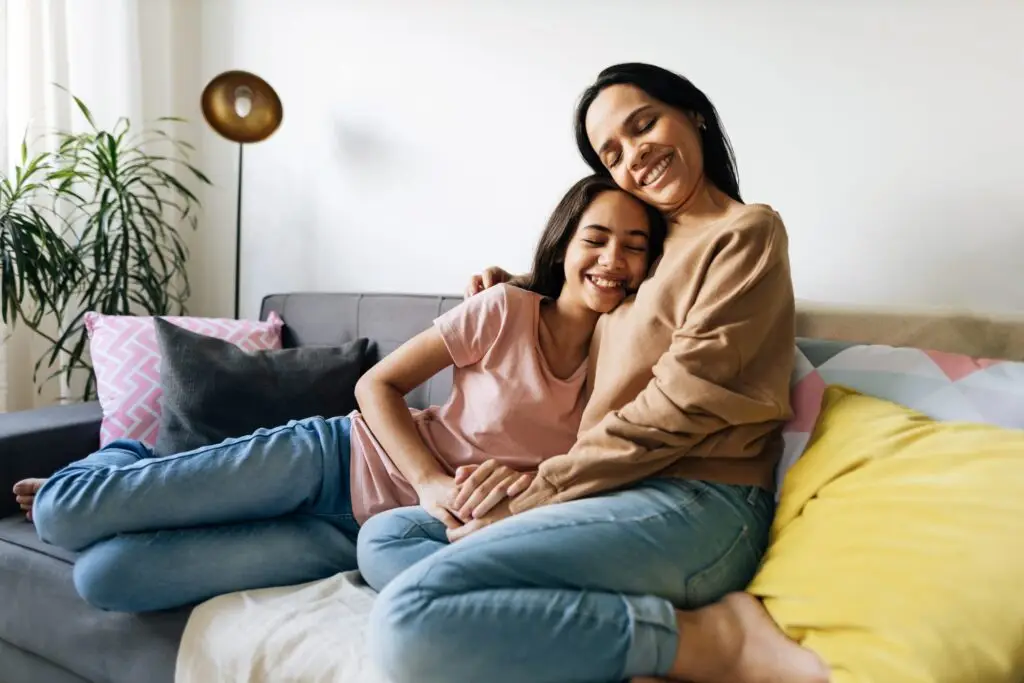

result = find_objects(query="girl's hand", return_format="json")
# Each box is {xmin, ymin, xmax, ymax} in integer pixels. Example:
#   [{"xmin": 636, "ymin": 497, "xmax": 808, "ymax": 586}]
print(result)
[
  {"xmin": 451, "ymin": 460, "xmax": 534, "ymax": 520},
  {"xmin": 413, "ymin": 476, "xmax": 464, "ymax": 530},
  {"xmin": 446, "ymin": 497, "xmax": 513, "ymax": 542}
]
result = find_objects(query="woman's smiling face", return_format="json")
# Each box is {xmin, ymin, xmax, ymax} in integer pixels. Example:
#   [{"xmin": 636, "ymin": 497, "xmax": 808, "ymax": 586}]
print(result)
[{"xmin": 585, "ymin": 84, "xmax": 706, "ymax": 216}]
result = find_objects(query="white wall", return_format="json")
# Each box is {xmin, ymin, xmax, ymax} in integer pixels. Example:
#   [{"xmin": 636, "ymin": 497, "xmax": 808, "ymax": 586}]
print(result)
[
  {"xmin": 1, "ymin": 0, "xmax": 204, "ymax": 410},
  {"xmin": 192, "ymin": 0, "xmax": 1024, "ymax": 320}
]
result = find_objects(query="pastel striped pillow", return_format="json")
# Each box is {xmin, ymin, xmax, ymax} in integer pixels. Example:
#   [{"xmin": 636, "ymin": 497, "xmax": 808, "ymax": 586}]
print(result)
[
  {"xmin": 778, "ymin": 338, "xmax": 1024, "ymax": 488},
  {"xmin": 86, "ymin": 312, "xmax": 285, "ymax": 448}
]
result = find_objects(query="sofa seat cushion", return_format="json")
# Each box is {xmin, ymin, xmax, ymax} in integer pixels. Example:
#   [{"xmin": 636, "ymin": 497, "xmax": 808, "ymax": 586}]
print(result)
[
  {"xmin": 0, "ymin": 637, "xmax": 91, "ymax": 683},
  {"xmin": 0, "ymin": 515, "xmax": 189, "ymax": 683}
]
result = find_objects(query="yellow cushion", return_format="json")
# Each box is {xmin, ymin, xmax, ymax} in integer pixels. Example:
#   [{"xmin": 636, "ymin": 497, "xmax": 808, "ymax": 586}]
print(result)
[{"xmin": 748, "ymin": 385, "xmax": 1024, "ymax": 683}]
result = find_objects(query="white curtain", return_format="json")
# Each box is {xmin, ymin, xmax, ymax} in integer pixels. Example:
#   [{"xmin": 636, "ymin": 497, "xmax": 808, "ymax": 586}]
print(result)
[{"xmin": 1, "ymin": 0, "xmax": 204, "ymax": 412}]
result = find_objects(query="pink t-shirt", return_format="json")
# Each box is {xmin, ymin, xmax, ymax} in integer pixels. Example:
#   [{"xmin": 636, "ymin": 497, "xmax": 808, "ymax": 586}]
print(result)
[{"xmin": 348, "ymin": 284, "xmax": 587, "ymax": 525}]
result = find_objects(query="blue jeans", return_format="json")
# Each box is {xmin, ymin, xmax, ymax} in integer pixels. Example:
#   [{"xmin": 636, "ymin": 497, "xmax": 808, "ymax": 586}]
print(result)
[
  {"xmin": 362, "ymin": 478, "xmax": 774, "ymax": 683},
  {"xmin": 32, "ymin": 416, "xmax": 359, "ymax": 612}
]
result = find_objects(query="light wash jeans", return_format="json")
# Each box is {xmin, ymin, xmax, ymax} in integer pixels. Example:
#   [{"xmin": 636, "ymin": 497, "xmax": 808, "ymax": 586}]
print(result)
[
  {"xmin": 32, "ymin": 416, "xmax": 359, "ymax": 612},
  {"xmin": 360, "ymin": 479, "xmax": 773, "ymax": 683}
]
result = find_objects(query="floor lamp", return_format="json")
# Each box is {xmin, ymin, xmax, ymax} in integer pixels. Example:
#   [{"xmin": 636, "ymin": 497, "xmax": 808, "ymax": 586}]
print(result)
[{"xmin": 200, "ymin": 70, "xmax": 283, "ymax": 319}]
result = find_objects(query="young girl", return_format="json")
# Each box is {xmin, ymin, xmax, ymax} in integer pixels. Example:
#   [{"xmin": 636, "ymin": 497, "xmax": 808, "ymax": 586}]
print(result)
[{"xmin": 13, "ymin": 174, "xmax": 665, "ymax": 613}]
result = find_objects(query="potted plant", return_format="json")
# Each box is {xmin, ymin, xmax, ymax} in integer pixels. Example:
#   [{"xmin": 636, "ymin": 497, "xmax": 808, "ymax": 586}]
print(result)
[{"xmin": 0, "ymin": 93, "xmax": 211, "ymax": 401}]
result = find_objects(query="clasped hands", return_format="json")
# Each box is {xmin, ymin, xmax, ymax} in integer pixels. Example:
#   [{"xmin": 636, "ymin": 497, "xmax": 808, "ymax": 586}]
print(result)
[{"xmin": 415, "ymin": 460, "xmax": 534, "ymax": 542}]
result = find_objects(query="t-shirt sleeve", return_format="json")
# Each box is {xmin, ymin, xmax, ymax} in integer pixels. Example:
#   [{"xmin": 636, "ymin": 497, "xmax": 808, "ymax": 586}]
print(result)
[{"xmin": 434, "ymin": 284, "xmax": 510, "ymax": 367}]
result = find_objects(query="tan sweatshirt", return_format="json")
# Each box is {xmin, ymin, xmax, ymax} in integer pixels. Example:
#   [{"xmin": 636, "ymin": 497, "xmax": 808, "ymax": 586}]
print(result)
[{"xmin": 510, "ymin": 203, "xmax": 795, "ymax": 514}]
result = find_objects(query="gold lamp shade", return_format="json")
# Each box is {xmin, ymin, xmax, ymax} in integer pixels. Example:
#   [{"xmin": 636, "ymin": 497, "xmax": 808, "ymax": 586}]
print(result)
[{"xmin": 201, "ymin": 71, "xmax": 282, "ymax": 144}]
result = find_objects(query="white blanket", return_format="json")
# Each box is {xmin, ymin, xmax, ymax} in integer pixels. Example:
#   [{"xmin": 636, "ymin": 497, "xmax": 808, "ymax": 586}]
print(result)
[{"xmin": 175, "ymin": 571, "xmax": 390, "ymax": 683}]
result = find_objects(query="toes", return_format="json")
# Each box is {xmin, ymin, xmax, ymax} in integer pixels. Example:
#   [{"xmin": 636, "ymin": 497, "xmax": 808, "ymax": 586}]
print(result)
[
  {"xmin": 13, "ymin": 479, "xmax": 44, "ymax": 524},
  {"xmin": 13, "ymin": 478, "xmax": 46, "ymax": 495}
]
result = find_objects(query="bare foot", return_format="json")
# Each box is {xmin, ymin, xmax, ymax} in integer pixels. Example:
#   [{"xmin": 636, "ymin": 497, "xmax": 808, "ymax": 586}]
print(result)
[
  {"xmin": 13, "ymin": 478, "xmax": 47, "ymax": 522},
  {"xmin": 714, "ymin": 592, "xmax": 829, "ymax": 683}
]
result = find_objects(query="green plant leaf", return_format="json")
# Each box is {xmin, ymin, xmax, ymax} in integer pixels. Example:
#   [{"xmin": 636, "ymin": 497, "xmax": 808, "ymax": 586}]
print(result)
[
  {"xmin": 73, "ymin": 96, "xmax": 96, "ymax": 129},
  {"xmin": 186, "ymin": 164, "xmax": 212, "ymax": 185},
  {"xmin": 106, "ymin": 131, "xmax": 118, "ymax": 164}
]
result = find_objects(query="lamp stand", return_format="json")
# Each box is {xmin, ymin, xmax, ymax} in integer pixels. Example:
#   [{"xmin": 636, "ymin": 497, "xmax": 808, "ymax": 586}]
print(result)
[{"xmin": 234, "ymin": 142, "xmax": 244, "ymax": 319}]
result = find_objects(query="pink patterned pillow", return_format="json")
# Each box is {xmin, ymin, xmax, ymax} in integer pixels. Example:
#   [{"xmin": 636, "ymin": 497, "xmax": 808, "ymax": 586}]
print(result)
[{"xmin": 85, "ymin": 312, "xmax": 285, "ymax": 447}]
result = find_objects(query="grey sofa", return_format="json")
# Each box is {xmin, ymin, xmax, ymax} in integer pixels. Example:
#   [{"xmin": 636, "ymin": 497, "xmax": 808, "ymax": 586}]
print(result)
[{"xmin": 0, "ymin": 292, "xmax": 461, "ymax": 683}]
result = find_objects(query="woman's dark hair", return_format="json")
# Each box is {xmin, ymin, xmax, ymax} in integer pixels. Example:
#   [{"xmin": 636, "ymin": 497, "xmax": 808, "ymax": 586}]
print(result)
[
  {"xmin": 520, "ymin": 174, "xmax": 666, "ymax": 299},
  {"xmin": 573, "ymin": 63, "xmax": 742, "ymax": 203}
]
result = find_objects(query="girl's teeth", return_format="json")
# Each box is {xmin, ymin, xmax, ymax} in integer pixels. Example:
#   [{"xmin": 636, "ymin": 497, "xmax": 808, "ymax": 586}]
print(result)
[{"xmin": 590, "ymin": 276, "xmax": 621, "ymax": 289}]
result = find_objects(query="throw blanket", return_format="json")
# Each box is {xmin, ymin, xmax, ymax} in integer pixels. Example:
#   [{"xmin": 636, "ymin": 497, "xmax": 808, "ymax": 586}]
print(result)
[{"xmin": 175, "ymin": 571, "xmax": 390, "ymax": 683}]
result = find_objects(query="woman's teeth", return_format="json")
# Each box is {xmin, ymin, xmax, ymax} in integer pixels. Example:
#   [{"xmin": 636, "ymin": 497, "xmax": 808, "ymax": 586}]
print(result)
[{"xmin": 642, "ymin": 156, "xmax": 671, "ymax": 186}]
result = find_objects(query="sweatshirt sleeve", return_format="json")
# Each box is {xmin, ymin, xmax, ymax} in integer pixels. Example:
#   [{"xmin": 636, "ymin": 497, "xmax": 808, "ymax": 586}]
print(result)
[{"xmin": 509, "ymin": 213, "xmax": 794, "ymax": 514}]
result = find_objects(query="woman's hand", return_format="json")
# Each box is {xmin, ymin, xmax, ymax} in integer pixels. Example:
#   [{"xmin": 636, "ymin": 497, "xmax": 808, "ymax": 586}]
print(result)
[
  {"xmin": 464, "ymin": 267, "xmax": 513, "ymax": 298},
  {"xmin": 413, "ymin": 476, "xmax": 464, "ymax": 530},
  {"xmin": 447, "ymin": 497, "xmax": 513, "ymax": 543},
  {"xmin": 451, "ymin": 460, "xmax": 534, "ymax": 520}
]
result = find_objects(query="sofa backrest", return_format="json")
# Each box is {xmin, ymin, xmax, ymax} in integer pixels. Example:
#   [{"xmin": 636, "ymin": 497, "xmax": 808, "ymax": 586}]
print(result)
[
  {"xmin": 261, "ymin": 292, "xmax": 462, "ymax": 410},
  {"xmin": 262, "ymin": 291, "xmax": 1024, "ymax": 412}
]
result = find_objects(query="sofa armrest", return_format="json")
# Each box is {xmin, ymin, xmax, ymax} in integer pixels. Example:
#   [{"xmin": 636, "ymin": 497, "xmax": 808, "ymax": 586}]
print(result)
[{"xmin": 0, "ymin": 402, "xmax": 101, "ymax": 518}]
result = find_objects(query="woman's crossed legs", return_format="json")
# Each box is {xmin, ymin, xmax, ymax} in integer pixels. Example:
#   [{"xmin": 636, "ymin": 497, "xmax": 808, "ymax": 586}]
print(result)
[{"xmin": 359, "ymin": 478, "xmax": 828, "ymax": 683}]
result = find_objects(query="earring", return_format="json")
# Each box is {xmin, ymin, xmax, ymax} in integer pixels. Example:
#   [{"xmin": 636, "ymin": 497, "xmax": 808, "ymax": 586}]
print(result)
[{"xmin": 696, "ymin": 115, "xmax": 707, "ymax": 130}]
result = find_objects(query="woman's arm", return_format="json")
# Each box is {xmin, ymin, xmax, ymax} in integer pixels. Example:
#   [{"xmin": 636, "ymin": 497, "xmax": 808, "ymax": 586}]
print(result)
[
  {"xmin": 508, "ymin": 215, "xmax": 795, "ymax": 515},
  {"xmin": 354, "ymin": 329, "xmax": 455, "ymax": 492},
  {"xmin": 464, "ymin": 267, "xmax": 529, "ymax": 297}
]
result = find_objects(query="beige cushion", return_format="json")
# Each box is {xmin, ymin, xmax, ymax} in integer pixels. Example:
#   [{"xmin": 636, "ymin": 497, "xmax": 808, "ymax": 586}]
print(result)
[{"xmin": 797, "ymin": 300, "xmax": 1024, "ymax": 361}]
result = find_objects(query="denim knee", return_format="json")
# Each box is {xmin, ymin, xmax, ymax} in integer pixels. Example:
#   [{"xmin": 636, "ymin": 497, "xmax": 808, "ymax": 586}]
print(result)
[
  {"xmin": 356, "ymin": 511, "xmax": 393, "ymax": 590},
  {"xmin": 357, "ymin": 507, "xmax": 424, "ymax": 591},
  {"xmin": 72, "ymin": 537, "xmax": 142, "ymax": 611},
  {"xmin": 367, "ymin": 575, "xmax": 446, "ymax": 683},
  {"xmin": 31, "ymin": 476, "xmax": 86, "ymax": 551}
]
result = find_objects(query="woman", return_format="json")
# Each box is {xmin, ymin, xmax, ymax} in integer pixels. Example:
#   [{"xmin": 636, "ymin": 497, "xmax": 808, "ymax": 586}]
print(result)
[
  {"xmin": 363, "ymin": 64, "xmax": 829, "ymax": 683},
  {"xmin": 14, "ymin": 174, "xmax": 663, "ymax": 613}
]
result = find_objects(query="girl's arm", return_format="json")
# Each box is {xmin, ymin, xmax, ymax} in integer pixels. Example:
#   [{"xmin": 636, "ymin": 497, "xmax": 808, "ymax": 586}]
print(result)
[
  {"xmin": 354, "ymin": 328, "xmax": 456, "ymax": 492},
  {"xmin": 357, "ymin": 284, "xmax": 516, "ymax": 522}
]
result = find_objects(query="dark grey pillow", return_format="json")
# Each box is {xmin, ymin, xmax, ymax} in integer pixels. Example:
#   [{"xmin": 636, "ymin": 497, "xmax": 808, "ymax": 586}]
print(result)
[{"xmin": 153, "ymin": 317, "xmax": 377, "ymax": 455}]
